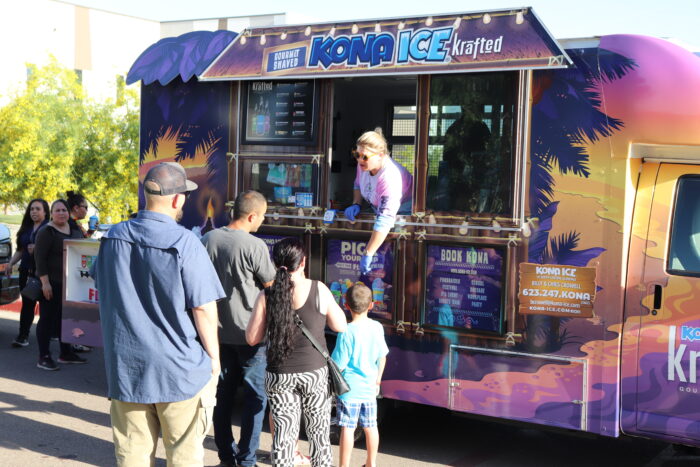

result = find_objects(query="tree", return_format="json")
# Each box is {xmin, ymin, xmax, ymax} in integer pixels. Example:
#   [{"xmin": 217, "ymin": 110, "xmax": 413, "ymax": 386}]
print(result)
[
  {"xmin": 0, "ymin": 58, "xmax": 84, "ymax": 207},
  {"xmin": 0, "ymin": 57, "xmax": 139, "ymax": 221},
  {"xmin": 72, "ymin": 79, "xmax": 140, "ymax": 220}
]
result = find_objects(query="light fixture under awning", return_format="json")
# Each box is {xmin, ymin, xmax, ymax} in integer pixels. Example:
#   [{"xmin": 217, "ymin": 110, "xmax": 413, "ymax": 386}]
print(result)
[{"xmin": 200, "ymin": 7, "xmax": 570, "ymax": 81}]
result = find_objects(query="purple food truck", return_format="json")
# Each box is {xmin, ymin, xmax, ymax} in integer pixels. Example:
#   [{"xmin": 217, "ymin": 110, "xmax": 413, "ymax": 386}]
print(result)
[{"xmin": 67, "ymin": 7, "xmax": 700, "ymax": 448}]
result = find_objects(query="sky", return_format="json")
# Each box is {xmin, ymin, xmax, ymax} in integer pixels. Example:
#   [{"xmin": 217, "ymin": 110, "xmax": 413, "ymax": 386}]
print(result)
[{"xmin": 67, "ymin": 0, "xmax": 700, "ymax": 48}]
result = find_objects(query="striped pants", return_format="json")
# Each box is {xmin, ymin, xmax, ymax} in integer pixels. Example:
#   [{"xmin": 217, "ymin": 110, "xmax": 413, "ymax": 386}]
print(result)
[{"xmin": 265, "ymin": 366, "xmax": 332, "ymax": 467}]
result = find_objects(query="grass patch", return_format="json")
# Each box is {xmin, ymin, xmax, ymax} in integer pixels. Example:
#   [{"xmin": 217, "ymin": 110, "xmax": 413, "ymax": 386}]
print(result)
[{"xmin": 0, "ymin": 214, "xmax": 22, "ymax": 225}]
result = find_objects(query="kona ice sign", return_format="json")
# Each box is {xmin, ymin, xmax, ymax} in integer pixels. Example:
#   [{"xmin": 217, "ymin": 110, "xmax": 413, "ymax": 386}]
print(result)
[{"xmin": 201, "ymin": 8, "xmax": 569, "ymax": 80}]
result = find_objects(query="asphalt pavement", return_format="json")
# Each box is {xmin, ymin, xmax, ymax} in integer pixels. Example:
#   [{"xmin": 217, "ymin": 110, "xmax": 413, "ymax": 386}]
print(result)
[
  {"xmin": 2, "ymin": 307, "xmax": 700, "ymax": 467},
  {"xmin": 0, "ymin": 308, "xmax": 431, "ymax": 466}
]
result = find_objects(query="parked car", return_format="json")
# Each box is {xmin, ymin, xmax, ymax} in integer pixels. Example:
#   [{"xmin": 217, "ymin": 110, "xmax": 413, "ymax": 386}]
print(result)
[{"xmin": 0, "ymin": 223, "xmax": 20, "ymax": 305}]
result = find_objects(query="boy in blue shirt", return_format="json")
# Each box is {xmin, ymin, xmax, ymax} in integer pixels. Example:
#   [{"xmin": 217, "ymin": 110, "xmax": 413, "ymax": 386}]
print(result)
[{"xmin": 331, "ymin": 283, "xmax": 389, "ymax": 467}]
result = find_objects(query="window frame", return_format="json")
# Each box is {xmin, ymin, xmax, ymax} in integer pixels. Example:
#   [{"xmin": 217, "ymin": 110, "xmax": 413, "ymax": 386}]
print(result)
[
  {"xmin": 666, "ymin": 174, "xmax": 700, "ymax": 278},
  {"xmin": 420, "ymin": 70, "xmax": 527, "ymax": 222}
]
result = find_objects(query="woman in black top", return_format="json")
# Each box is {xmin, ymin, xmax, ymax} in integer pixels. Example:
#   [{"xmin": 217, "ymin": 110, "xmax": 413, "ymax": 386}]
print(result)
[
  {"xmin": 66, "ymin": 191, "xmax": 96, "ymax": 238},
  {"xmin": 6, "ymin": 199, "xmax": 49, "ymax": 347},
  {"xmin": 34, "ymin": 199, "xmax": 86, "ymax": 370},
  {"xmin": 247, "ymin": 238, "xmax": 346, "ymax": 466}
]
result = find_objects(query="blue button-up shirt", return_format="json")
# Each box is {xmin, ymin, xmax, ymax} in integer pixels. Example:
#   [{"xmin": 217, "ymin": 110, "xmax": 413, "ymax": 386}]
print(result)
[{"xmin": 93, "ymin": 210, "xmax": 225, "ymax": 403}]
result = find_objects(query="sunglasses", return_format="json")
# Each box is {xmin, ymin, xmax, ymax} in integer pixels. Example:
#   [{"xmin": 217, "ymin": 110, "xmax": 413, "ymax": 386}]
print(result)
[{"xmin": 352, "ymin": 149, "xmax": 381, "ymax": 162}]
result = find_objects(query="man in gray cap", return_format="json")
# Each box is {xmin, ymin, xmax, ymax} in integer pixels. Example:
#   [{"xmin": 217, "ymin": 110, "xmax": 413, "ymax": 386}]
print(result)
[{"xmin": 93, "ymin": 161, "xmax": 226, "ymax": 466}]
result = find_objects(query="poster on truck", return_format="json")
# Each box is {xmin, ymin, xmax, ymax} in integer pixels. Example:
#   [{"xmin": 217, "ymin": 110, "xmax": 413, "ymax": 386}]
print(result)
[
  {"xmin": 325, "ymin": 238, "xmax": 394, "ymax": 321},
  {"xmin": 425, "ymin": 244, "xmax": 504, "ymax": 333},
  {"xmin": 62, "ymin": 239, "xmax": 102, "ymax": 347}
]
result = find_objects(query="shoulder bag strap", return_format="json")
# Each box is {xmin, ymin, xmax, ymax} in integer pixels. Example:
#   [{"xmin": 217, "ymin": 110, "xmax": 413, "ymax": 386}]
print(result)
[{"xmin": 294, "ymin": 281, "xmax": 330, "ymax": 361}]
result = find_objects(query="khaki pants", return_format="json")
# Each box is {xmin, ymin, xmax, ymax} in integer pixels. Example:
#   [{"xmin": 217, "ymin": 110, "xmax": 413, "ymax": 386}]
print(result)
[{"xmin": 110, "ymin": 375, "xmax": 217, "ymax": 467}]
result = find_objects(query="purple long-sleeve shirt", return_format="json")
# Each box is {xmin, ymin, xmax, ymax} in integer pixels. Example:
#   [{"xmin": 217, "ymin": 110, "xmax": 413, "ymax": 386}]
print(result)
[{"xmin": 354, "ymin": 158, "xmax": 412, "ymax": 232}]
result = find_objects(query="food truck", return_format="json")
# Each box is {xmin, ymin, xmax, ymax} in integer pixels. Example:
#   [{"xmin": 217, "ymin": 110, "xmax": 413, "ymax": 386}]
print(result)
[{"xmin": 66, "ymin": 7, "xmax": 700, "ymax": 447}]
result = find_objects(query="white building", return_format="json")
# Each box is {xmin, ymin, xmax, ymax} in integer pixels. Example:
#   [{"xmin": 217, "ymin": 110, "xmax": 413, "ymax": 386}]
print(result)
[{"xmin": 0, "ymin": 1, "xmax": 288, "ymax": 104}]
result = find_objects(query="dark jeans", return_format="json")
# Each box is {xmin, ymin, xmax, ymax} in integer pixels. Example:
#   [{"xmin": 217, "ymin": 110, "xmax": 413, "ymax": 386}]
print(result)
[
  {"xmin": 214, "ymin": 343, "xmax": 267, "ymax": 466},
  {"xmin": 36, "ymin": 280, "xmax": 71, "ymax": 358},
  {"xmin": 19, "ymin": 269, "xmax": 36, "ymax": 338},
  {"xmin": 17, "ymin": 269, "xmax": 38, "ymax": 338}
]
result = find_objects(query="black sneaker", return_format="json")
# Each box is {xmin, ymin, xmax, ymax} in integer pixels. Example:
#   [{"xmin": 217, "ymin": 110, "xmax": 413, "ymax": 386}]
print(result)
[
  {"xmin": 12, "ymin": 336, "xmax": 29, "ymax": 348},
  {"xmin": 37, "ymin": 356, "xmax": 59, "ymax": 371},
  {"xmin": 71, "ymin": 344, "xmax": 92, "ymax": 353},
  {"xmin": 58, "ymin": 353, "xmax": 87, "ymax": 364}
]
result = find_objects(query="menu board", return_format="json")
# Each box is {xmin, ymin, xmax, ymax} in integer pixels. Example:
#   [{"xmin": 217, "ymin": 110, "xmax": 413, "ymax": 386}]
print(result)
[
  {"xmin": 243, "ymin": 80, "xmax": 315, "ymax": 144},
  {"xmin": 325, "ymin": 238, "xmax": 394, "ymax": 321},
  {"xmin": 425, "ymin": 244, "xmax": 504, "ymax": 333}
]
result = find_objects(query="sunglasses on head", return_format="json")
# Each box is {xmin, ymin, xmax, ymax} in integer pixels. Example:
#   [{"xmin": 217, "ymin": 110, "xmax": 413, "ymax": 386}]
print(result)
[{"xmin": 352, "ymin": 149, "xmax": 380, "ymax": 162}]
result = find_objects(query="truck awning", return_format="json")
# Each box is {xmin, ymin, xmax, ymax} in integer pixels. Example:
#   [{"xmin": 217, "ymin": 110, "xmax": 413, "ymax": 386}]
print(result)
[
  {"xmin": 126, "ymin": 30, "xmax": 237, "ymax": 86},
  {"xmin": 200, "ymin": 8, "xmax": 570, "ymax": 81}
]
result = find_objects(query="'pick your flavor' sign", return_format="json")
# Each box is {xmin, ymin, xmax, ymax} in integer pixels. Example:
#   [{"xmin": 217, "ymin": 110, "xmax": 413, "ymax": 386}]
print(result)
[{"xmin": 325, "ymin": 238, "xmax": 393, "ymax": 321}]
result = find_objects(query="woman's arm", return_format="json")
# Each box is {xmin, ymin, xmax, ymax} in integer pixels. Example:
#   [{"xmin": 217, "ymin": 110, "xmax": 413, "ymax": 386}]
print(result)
[
  {"xmin": 34, "ymin": 227, "xmax": 52, "ymax": 299},
  {"xmin": 5, "ymin": 250, "xmax": 22, "ymax": 276},
  {"xmin": 320, "ymin": 284, "xmax": 347, "ymax": 333},
  {"xmin": 364, "ymin": 229, "xmax": 389, "ymax": 257},
  {"xmin": 246, "ymin": 291, "xmax": 267, "ymax": 345},
  {"xmin": 352, "ymin": 188, "xmax": 362, "ymax": 205}
]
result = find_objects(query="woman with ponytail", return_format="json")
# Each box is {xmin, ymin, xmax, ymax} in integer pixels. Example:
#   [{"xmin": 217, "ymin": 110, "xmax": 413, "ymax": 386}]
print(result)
[{"xmin": 247, "ymin": 238, "xmax": 346, "ymax": 466}]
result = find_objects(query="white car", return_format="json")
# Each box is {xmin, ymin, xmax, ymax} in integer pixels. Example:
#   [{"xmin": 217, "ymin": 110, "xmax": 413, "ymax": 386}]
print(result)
[{"xmin": 0, "ymin": 224, "xmax": 20, "ymax": 305}]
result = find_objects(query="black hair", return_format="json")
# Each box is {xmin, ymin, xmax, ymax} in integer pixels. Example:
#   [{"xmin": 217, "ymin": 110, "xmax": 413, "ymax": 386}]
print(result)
[
  {"xmin": 50, "ymin": 199, "xmax": 70, "ymax": 219},
  {"xmin": 265, "ymin": 237, "xmax": 306, "ymax": 367},
  {"xmin": 66, "ymin": 191, "xmax": 87, "ymax": 212},
  {"xmin": 16, "ymin": 199, "xmax": 49, "ymax": 246},
  {"xmin": 232, "ymin": 190, "xmax": 267, "ymax": 221}
]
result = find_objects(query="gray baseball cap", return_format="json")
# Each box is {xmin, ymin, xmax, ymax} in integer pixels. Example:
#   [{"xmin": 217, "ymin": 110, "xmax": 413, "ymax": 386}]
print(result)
[{"xmin": 143, "ymin": 162, "xmax": 198, "ymax": 196}]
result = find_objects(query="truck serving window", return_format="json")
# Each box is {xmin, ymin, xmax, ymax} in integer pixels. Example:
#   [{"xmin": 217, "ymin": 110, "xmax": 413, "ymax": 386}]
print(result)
[
  {"xmin": 427, "ymin": 72, "xmax": 517, "ymax": 215},
  {"xmin": 244, "ymin": 161, "xmax": 319, "ymax": 207},
  {"xmin": 668, "ymin": 176, "xmax": 700, "ymax": 276}
]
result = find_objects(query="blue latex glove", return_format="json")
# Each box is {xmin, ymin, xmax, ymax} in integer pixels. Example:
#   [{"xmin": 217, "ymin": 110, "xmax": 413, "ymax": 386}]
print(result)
[
  {"xmin": 360, "ymin": 253, "xmax": 374, "ymax": 274},
  {"xmin": 344, "ymin": 204, "xmax": 361, "ymax": 221}
]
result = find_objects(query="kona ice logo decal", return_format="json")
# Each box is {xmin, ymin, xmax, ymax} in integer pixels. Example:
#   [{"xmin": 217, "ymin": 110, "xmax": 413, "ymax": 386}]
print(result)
[
  {"xmin": 668, "ymin": 325, "xmax": 700, "ymax": 386},
  {"xmin": 308, "ymin": 27, "xmax": 455, "ymax": 69}
]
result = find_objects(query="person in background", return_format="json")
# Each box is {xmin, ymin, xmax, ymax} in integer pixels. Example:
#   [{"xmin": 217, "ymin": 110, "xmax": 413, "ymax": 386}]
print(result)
[
  {"xmin": 6, "ymin": 199, "xmax": 50, "ymax": 347},
  {"xmin": 332, "ymin": 283, "xmax": 388, "ymax": 467},
  {"xmin": 65, "ymin": 190, "xmax": 94, "ymax": 353},
  {"xmin": 33, "ymin": 199, "xmax": 86, "ymax": 370},
  {"xmin": 343, "ymin": 129, "xmax": 412, "ymax": 274},
  {"xmin": 67, "ymin": 191, "xmax": 97, "ymax": 238},
  {"xmin": 92, "ymin": 162, "xmax": 225, "ymax": 466},
  {"xmin": 246, "ymin": 238, "xmax": 347, "ymax": 467},
  {"xmin": 201, "ymin": 190, "xmax": 276, "ymax": 467}
]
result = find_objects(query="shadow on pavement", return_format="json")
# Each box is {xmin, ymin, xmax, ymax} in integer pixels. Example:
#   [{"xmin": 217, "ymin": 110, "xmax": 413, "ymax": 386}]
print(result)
[{"xmin": 0, "ymin": 398, "xmax": 114, "ymax": 465}]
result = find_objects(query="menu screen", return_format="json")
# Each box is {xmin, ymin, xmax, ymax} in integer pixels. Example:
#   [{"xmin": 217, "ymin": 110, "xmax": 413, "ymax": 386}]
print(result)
[
  {"xmin": 325, "ymin": 238, "xmax": 394, "ymax": 321},
  {"xmin": 243, "ymin": 80, "xmax": 315, "ymax": 144},
  {"xmin": 425, "ymin": 244, "xmax": 504, "ymax": 333}
]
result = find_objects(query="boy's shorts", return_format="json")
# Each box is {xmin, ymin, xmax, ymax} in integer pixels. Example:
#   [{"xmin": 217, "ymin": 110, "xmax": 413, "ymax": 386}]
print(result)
[{"xmin": 336, "ymin": 398, "xmax": 377, "ymax": 429}]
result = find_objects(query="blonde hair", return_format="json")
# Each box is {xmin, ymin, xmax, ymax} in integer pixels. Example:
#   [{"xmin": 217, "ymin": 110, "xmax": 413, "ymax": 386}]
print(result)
[{"xmin": 356, "ymin": 127, "xmax": 388, "ymax": 155}]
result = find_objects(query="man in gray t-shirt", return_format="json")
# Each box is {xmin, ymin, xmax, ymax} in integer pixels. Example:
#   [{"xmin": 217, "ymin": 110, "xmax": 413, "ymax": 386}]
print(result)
[{"xmin": 201, "ymin": 190, "xmax": 275, "ymax": 467}]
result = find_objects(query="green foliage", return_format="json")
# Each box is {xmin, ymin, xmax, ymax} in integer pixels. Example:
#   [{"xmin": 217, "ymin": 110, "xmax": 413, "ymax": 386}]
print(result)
[{"xmin": 0, "ymin": 57, "xmax": 139, "ymax": 221}]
